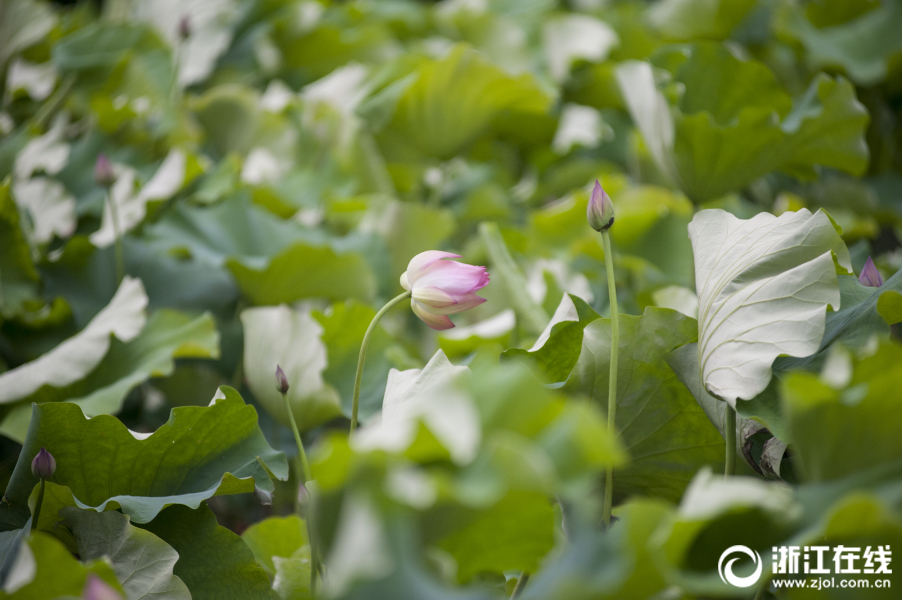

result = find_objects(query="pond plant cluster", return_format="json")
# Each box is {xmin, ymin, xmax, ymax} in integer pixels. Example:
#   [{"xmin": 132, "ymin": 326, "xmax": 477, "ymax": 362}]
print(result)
[{"xmin": 0, "ymin": 0, "xmax": 901, "ymax": 598}]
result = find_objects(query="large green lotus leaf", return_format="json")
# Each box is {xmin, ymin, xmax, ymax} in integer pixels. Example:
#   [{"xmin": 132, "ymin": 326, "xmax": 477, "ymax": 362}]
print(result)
[
  {"xmin": 502, "ymin": 293, "xmax": 600, "ymax": 384},
  {"xmin": 646, "ymin": 0, "xmax": 756, "ymax": 41},
  {"xmin": 52, "ymin": 22, "xmax": 166, "ymax": 73},
  {"xmin": 0, "ymin": 0, "xmax": 54, "ymax": 70},
  {"xmin": 688, "ymin": 208, "xmax": 850, "ymax": 404},
  {"xmin": 353, "ymin": 350, "xmax": 479, "ymax": 465},
  {"xmin": 3, "ymin": 387, "xmax": 287, "ymax": 527},
  {"xmin": 61, "ymin": 507, "xmax": 191, "ymax": 599},
  {"xmin": 654, "ymin": 468, "xmax": 802, "ymax": 598},
  {"xmin": 140, "ymin": 503, "xmax": 273, "ymax": 600},
  {"xmin": 782, "ymin": 0, "xmax": 902, "ymax": 86},
  {"xmin": 146, "ymin": 193, "xmax": 375, "ymax": 303},
  {"xmin": 362, "ymin": 44, "xmax": 552, "ymax": 159},
  {"xmin": 521, "ymin": 499, "xmax": 672, "ymax": 600},
  {"xmin": 0, "ymin": 180, "xmax": 40, "ymax": 318},
  {"xmin": 0, "ymin": 532, "xmax": 123, "ymax": 599},
  {"xmin": 227, "ymin": 242, "xmax": 376, "ymax": 304},
  {"xmin": 617, "ymin": 43, "xmax": 869, "ymax": 202},
  {"xmin": 241, "ymin": 305, "xmax": 344, "ymax": 432},
  {"xmin": 242, "ymin": 515, "xmax": 308, "ymax": 578},
  {"xmin": 566, "ymin": 307, "xmax": 725, "ymax": 503},
  {"xmin": 781, "ymin": 341, "xmax": 902, "ymax": 483},
  {"xmin": 437, "ymin": 490, "xmax": 554, "ymax": 582},
  {"xmin": 313, "ymin": 302, "xmax": 393, "ymax": 422},
  {"xmin": 0, "ymin": 309, "xmax": 220, "ymax": 442},
  {"xmin": 775, "ymin": 269, "xmax": 902, "ymax": 372},
  {"xmin": 0, "ymin": 276, "xmax": 147, "ymax": 411}
]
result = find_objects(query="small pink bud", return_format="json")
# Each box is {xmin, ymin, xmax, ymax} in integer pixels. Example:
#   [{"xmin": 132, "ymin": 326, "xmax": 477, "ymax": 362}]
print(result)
[
  {"xmin": 94, "ymin": 154, "xmax": 115, "ymax": 187},
  {"xmin": 859, "ymin": 256, "xmax": 883, "ymax": 288},
  {"xmin": 275, "ymin": 365, "xmax": 289, "ymax": 395},
  {"xmin": 178, "ymin": 16, "xmax": 192, "ymax": 40},
  {"xmin": 82, "ymin": 575, "xmax": 122, "ymax": 600},
  {"xmin": 399, "ymin": 251, "xmax": 489, "ymax": 330},
  {"xmin": 586, "ymin": 180, "xmax": 614, "ymax": 232},
  {"xmin": 31, "ymin": 447, "xmax": 55, "ymax": 480}
]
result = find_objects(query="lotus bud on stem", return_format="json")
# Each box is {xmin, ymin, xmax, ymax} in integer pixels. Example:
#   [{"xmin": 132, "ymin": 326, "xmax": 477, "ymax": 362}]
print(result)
[
  {"xmin": 276, "ymin": 365, "xmax": 320, "ymax": 593},
  {"xmin": 588, "ymin": 180, "xmax": 619, "ymax": 530},
  {"xmin": 350, "ymin": 251, "xmax": 489, "ymax": 431},
  {"xmin": 30, "ymin": 447, "xmax": 56, "ymax": 532}
]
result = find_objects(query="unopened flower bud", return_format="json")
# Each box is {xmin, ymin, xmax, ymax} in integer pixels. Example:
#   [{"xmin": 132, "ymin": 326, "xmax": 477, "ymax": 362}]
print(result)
[
  {"xmin": 94, "ymin": 154, "xmax": 115, "ymax": 187},
  {"xmin": 859, "ymin": 256, "xmax": 883, "ymax": 288},
  {"xmin": 82, "ymin": 574, "xmax": 123, "ymax": 600},
  {"xmin": 276, "ymin": 365, "xmax": 290, "ymax": 395},
  {"xmin": 178, "ymin": 16, "xmax": 192, "ymax": 40},
  {"xmin": 586, "ymin": 179, "xmax": 614, "ymax": 232},
  {"xmin": 31, "ymin": 447, "xmax": 55, "ymax": 480}
]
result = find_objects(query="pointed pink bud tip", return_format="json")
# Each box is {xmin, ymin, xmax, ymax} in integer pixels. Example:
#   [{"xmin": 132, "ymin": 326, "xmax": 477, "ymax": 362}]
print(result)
[
  {"xmin": 275, "ymin": 365, "xmax": 289, "ymax": 395},
  {"xmin": 178, "ymin": 16, "xmax": 192, "ymax": 40},
  {"xmin": 94, "ymin": 153, "xmax": 115, "ymax": 187},
  {"xmin": 586, "ymin": 179, "xmax": 614, "ymax": 232},
  {"xmin": 859, "ymin": 257, "xmax": 883, "ymax": 288},
  {"xmin": 31, "ymin": 447, "xmax": 55, "ymax": 480},
  {"xmin": 400, "ymin": 251, "xmax": 489, "ymax": 330},
  {"xmin": 82, "ymin": 574, "xmax": 123, "ymax": 600}
]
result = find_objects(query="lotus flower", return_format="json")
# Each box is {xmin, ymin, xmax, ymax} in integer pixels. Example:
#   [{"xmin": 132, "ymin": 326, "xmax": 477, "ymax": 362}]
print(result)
[
  {"xmin": 586, "ymin": 179, "xmax": 614, "ymax": 232},
  {"xmin": 859, "ymin": 256, "xmax": 883, "ymax": 288},
  {"xmin": 94, "ymin": 154, "xmax": 115, "ymax": 187},
  {"xmin": 31, "ymin": 447, "xmax": 55, "ymax": 479},
  {"xmin": 400, "ymin": 251, "xmax": 489, "ymax": 330}
]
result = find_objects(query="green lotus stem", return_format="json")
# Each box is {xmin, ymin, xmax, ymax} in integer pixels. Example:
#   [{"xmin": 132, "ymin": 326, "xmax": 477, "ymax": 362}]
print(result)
[
  {"xmin": 511, "ymin": 572, "xmax": 529, "ymax": 598},
  {"xmin": 601, "ymin": 231, "xmax": 619, "ymax": 530},
  {"xmin": 30, "ymin": 479, "xmax": 45, "ymax": 533},
  {"xmin": 280, "ymin": 390, "xmax": 318, "ymax": 593},
  {"xmin": 725, "ymin": 405, "xmax": 737, "ymax": 477},
  {"xmin": 351, "ymin": 290, "xmax": 411, "ymax": 432},
  {"xmin": 105, "ymin": 189, "xmax": 125, "ymax": 285},
  {"xmin": 281, "ymin": 391, "xmax": 311, "ymax": 484}
]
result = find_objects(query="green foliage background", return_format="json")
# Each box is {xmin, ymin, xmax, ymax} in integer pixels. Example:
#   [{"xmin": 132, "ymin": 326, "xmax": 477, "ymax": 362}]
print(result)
[{"xmin": 0, "ymin": 0, "xmax": 901, "ymax": 598}]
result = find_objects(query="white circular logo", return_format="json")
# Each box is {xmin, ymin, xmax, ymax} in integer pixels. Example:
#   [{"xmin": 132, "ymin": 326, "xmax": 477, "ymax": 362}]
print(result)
[{"xmin": 718, "ymin": 545, "xmax": 763, "ymax": 588}]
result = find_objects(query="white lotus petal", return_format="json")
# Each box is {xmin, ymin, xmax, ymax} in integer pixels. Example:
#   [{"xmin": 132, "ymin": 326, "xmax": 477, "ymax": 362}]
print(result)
[{"xmin": 690, "ymin": 208, "xmax": 851, "ymax": 404}]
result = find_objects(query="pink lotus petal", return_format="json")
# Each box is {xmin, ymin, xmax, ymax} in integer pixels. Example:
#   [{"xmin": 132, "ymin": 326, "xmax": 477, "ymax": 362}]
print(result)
[
  {"xmin": 859, "ymin": 256, "xmax": 883, "ymax": 288},
  {"xmin": 412, "ymin": 286, "xmax": 459, "ymax": 308},
  {"xmin": 414, "ymin": 261, "xmax": 489, "ymax": 295},
  {"xmin": 427, "ymin": 293, "xmax": 486, "ymax": 315},
  {"xmin": 407, "ymin": 251, "xmax": 462, "ymax": 280},
  {"xmin": 411, "ymin": 300, "xmax": 454, "ymax": 330}
]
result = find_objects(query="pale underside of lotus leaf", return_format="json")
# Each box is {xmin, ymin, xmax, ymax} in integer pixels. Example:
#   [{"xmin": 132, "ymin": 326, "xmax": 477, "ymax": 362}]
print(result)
[{"xmin": 689, "ymin": 208, "xmax": 851, "ymax": 404}]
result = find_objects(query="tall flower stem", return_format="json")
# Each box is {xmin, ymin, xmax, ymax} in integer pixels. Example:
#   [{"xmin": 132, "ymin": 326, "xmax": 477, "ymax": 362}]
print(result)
[
  {"xmin": 601, "ymin": 231, "xmax": 619, "ymax": 530},
  {"xmin": 31, "ymin": 479, "xmax": 46, "ymax": 532},
  {"xmin": 105, "ymin": 188, "xmax": 124, "ymax": 284},
  {"xmin": 351, "ymin": 290, "xmax": 411, "ymax": 432},
  {"xmin": 281, "ymin": 390, "xmax": 318, "ymax": 592},
  {"xmin": 511, "ymin": 572, "xmax": 530, "ymax": 598},
  {"xmin": 725, "ymin": 405, "xmax": 737, "ymax": 477}
]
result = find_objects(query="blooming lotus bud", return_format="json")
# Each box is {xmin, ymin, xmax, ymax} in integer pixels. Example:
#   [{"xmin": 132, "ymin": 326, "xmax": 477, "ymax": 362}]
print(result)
[
  {"xmin": 859, "ymin": 256, "xmax": 883, "ymax": 288},
  {"xmin": 82, "ymin": 575, "xmax": 123, "ymax": 600},
  {"xmin": 400, "ymin": 251, "xmax": 489, "ymax": 330},
  {"xmin": 178, "ymin": 16, "xmax": 192, "ymax": 40},
  {"xmin": 586, "ymin": 179, "xmax": 614, "ymax": 232},
  {"xmin": 275, "ymin": 365, "xmax": 289, "ymax": 395},
  {"xmin": 94, "ymin": 154, "xmax": 115, "ymax": 187},
  {"xmin": 31, "ymin": 447, "xmax": 55, "ymax": 480}
]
